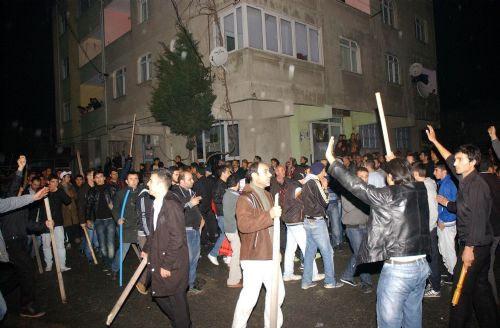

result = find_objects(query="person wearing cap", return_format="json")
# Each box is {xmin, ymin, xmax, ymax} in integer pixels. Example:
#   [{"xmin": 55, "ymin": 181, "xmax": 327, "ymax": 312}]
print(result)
[
  {"xmin": 300, "ymin": 161, "xmax": 344, "ymax": 290},
  {"xmin": 39, "ymin": 174, "xmax": 72, "ymax": 272}
]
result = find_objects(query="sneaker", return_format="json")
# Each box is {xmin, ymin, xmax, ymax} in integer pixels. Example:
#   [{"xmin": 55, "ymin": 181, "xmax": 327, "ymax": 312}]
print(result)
[
  {"xmin": 301, "ymin": 283, "xmax": 317, "ymax": 290},
  {"xmin": 188, "ymin": 287, "xmax": 203, "ymax": 295},
  {"xmin": 361, "ymin": 284, "xmax": 373, "ymax": 294},
  {"xmin": 283, "ymin": 274, "xmax": 302, "ymax": 282},
  {"xmin": 136, "ymin": 282, "xmax": 148, "ymax": 295},
  {"xmin": 340, "ymin": 278, "xmax": 358, "ymax": 287},
  {"xmin": 315, "ymin": 253, "xmax": 322, "ymax": 259},
  {"xmin": 60, "ymin": 267, "xmax": 72, "ymax": 272},
  {"xmin": 424, "ymin": 289, "xmax": 441, "ymax": 298},
  {"xmin": 299, "ymin": 263, "xmax": 304, "ymax": 271},
  {"xmin": 207, "ymin": 254, "xmax": 219, "ymax": 266},
  {"xmin": 223, "ymin": 256, "xmax": 232, "ymax": 264},
  {"xmin": 312, "ymin": 274, "xmax": 325, "ymax": 282},
  {"xmin": 20, "ymin": 306, "xmax": 46, "ymax": 318},
  {"xmin": 102, "ymin": 268, "xmax": 109, "ymax": 272},
  {"xmin": 45, "ymin": 266, "xmax": 52, "ymax": 272},
  {"xmin": 324, "ymin": 282, "xmax": 344, "ymax": 289}
]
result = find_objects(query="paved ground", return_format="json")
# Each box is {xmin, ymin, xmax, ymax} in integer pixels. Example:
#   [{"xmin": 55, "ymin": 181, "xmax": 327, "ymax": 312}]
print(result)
[{"xmin": 2, "ymin": 241, "xmax": 496, "ymax": 328}]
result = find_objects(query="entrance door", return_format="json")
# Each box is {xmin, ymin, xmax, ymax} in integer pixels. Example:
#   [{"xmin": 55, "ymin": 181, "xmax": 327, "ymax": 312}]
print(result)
[{"xmin": 310, "ymin": 118, "xmax": 342, "ymax": 162}]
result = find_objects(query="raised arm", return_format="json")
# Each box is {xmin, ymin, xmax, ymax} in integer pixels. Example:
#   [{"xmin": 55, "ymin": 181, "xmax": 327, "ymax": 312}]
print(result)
[
  {"xmin": 426, "ymin": 125, "xmax": 452, "ymax": 160},
  {"xmin": 488, "ymin": 126, "xmax": 500, "ymax": 158}
]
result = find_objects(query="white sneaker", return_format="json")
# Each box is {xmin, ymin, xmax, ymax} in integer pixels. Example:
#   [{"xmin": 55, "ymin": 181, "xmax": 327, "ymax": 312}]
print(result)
[
  {"xmin": 223, "ymin": 256, "xmax": 232, "ymax": 264},
  {"xmin": 424, "ymin": 289, "xmax": 440, "ymax": 298},
  {"xmin": 45, "ymin": 266, "xmax": 52, "ymax": 272},
  {"xmin": 283, "ymin": 274, "xmax": 302, "ymax": 282},
  {"xmin": 207, "ymin": 254, "xmax": 219, "ymax": 266},
  {"xmin": 313, "ymin": 273, "xmax": 325, "ymax": 282},
  {"xmin": 60, "ymin": 267, "xmax": 72, "ymax": 272}
]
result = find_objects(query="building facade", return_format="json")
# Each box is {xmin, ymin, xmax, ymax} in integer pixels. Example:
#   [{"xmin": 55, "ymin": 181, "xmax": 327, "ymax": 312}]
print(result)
[{"xmin": 52, "ymin": 0, "xmax": 439, "ymax": 169}]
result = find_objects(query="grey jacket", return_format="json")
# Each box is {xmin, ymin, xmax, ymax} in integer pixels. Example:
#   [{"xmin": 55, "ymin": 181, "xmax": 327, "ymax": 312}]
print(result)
[
  {"xmin": 222, "ymin": 189, "xmax": 240, "ymax": 233},
  {"xmin": 341, "ymin": 195, "xmax": 369, "ymax": 226}
]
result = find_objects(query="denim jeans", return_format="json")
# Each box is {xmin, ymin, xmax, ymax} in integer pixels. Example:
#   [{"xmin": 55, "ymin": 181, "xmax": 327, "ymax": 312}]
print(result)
[
  {"xmin": 341, "ymin": 226, "xmax": 371, "ymax": 286},
  {"xmin": 327, "ymin": 201, "xmax": 343, "ymax": 248},
  {"xmin": 186, "ymin": 228, "xmax": 200, "ymax": 288},
  {"xmin": 94, "ymin": 218, "xmax": 115, "ymax": 268},
  {"xmin": 41, "ymin": 226, "xmax": 67, "ymax": 269},
  {"xmin": 302, "ymin": 218, "xmax": 336, "ymax": 287},
  {"xmin": 377, "ymin": 258, "xmax": 430, "ymax": 328},
  {"xmin": 111, "ymin": 242, "xmax": 131, "ymax": 273},
  {"xmin": 283, "ymin": 223, "xmax": 318, "ymax": 278},
  {"xmin": 209, "ymin": 216, "xmax": 225, "ymax": 257},
  {"xmin": 81, "ymin": 227, "xmax": 99, "ymax": 262}
]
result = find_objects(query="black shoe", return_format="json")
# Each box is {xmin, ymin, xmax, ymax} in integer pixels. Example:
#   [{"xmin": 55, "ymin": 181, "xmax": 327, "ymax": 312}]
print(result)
[{"xmin": 20, "ymin": 306, "xmax": 46, "ymax": 318}]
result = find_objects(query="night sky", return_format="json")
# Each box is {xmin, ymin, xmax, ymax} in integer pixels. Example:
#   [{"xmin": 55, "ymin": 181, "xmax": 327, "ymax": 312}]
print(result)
[{"xmin": 1, "ymin": 0, "xmax": 498, "ymax": 166}]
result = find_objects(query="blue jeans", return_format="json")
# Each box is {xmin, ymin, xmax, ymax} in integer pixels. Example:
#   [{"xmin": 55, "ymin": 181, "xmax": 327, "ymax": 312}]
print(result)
[
  {"xmin": 111, "ymin": 242, "xmax": 131, "ymax": 273},
  {"xmin": 186, "ymin": 228, "xmax": 201, "ymax": 288},
  {"xmin": 341, "ymin": 226, "xmax": 371, "ymax": 286},
  {"xmin": 94, "ymin": 218, "xmax": 115, "ymax": 268},
  {"xmin": 377, "ymin": 258, "xmax": 430, "ymax": 328},
  {"xmin": 302, "ymin": 218, "xmax": 336, "ymax": 287},
  {"xmin": 81, "ymin": 227, "xmax": 99, "ymax": 262},
  {"xmin": 0, "ymin": 291, "xmax": 6, "ymax": 320},
  {"xmin": 209, "ymin": 216, "xmax": 225, "ymax": 257},
  {"xmin": 327, "ymin": 201, "xmax": 343, "ymax": 248}
]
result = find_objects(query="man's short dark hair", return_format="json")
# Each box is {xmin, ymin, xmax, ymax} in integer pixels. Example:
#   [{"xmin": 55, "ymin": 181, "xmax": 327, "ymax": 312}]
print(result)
[
  {"xmin": 356, "ymin": 167, "xmax": 368, "ymax": 175},
  {"xmin": 419, "ymin": 150, "xmax": 429, "ymax": 159},
  {"xmin": 254, "ymin": 155, "xmax": 262, "ymax": 162},
  {"xmin": 85, "ymin": 169, "xmax": 94, "ymax": 176},
  {"xmin": 110, "ymin": 168, "xmax": 118, "ymax": 174},
  {"xmin": 217, "ymin": 165, "xmax": 230, "ymax": 178},
  {"xmin": 127, "ymin": 171, "xmax": 139, "ymax": 179},
  {"xmin": 245, "ymin": 162, "xmax": 261, "ymax": 183},
  {"xmin": 364, "ymin": 159, "xmax": 375, "ymax": 170},
  {"xmin": 178, "ymin": 170, "xmax": 192, "ymax": 182},
  {"xmin": 300, "ymin": 156, "xmax": 308, "ymax": 164},
  {"xmin": 31, "ymin": 176, "xmax": 41, "ymax": 183},
  {"xmin": 387, "ymin": 158, "xmax": 414, "ymax": 185},
  {"xmin": 435, "ymin": 161, "xmax": 447, "ymax": 172},
  {"xmin": 151, "ymin": 169, "xmax": 172, "ymax": 189},
  {"xmin": 94, "ymin": 170, "xmax": 105, "ymax": 178},
  {"xmin": 271, "ymin": 158, "xmax": 279, "ymax": 165},
  {"xmin": 457, "ymin": 144, "xmax": 481, "ymax": 165},
  {"xmin": 195, "ymin": 165, "xmax": 206, "ymax": 176},
  {"xmin": 227, "ymin": 174, "xmax": 240, "ymax": 188},
  {"xmin": 75, "ymin": 174, "xmax": 84, "ymax": 179},
  {"xmin": 412, "ymin": 163, "xmax": 427, "ymax": 178},
  {"xmin": 48, "ymin": 174, "xmax": 59, "ymax": 182}
]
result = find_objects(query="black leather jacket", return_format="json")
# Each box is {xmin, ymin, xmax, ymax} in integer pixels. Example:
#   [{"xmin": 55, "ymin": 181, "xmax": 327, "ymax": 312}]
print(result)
[
  {"xmin": 85, "ymin": 184, "xmax": 115, "ymax": 221},
  {"xmin": 328, "ymin": 160, "xmax": 430, "ymax": 264}
]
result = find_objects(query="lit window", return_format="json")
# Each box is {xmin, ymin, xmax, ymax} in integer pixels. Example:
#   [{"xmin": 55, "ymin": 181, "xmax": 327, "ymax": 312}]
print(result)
[
  {"xmin": 359, "ymin": 124, "xmax": 382, "ymax": 150},
  {"xmin": 280, "ymin": 19, "xmax": 293, "ymax": 56},
  {"xmin": 415, "ymin": 17, "xmax": 427, "ymax": 43},
  {"xmin": 224, "ymin": 13, "xmax": 236, "ymax": 51},
  {"xmin": 138, "ymin": 53, "xmax": 152, "ymax": 83},
  {"xmin": 114, "ymin": 67, "xmax": 126, "ymax": 98},
  {"xmin": 309, "ymin": 29, "xmax": 320, "ymax": 63},
  {"xmin": 265, "ymin": 14, "xmax": 278, "ymax": 52},
  {"xmin": 381, "ymin": 0, "xmax": 395, "ymax": 27},
  {"xmin": 63, "ymin": 102, "xmax": 71, "ymax": 122},
  {"xmin": 295, "ymin": 22, "xmax": 308, "ymax": 60},
  {"xmin": 396, "ymin": 127, "xmax": 411, "ymax": 150},
  {"xmin": 247, "ymin": 6, "xmax": 263, "ymax": 49},
  {"xmin": 61, "ymin": 57, "xmax": 69, "ymax": 80},
  {"xmin": 138, "ymin": 0, "xmax": 150, "ymax": 24},
  {"xmin": 197, "ymin": 122, "xmax": 240, "ymax": 162},
  {"xmin": 340, "ymin": 37, "xmax": 361, "ymax": 73},
  {"xmin": 385, "ymin": 54, "xmax": 400, "ymax": 84}
]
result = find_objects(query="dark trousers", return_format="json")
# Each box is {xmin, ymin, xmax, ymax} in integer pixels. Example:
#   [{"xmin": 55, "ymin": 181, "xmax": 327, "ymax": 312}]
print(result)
[
  {"xmin": 427, "ymin": 228, "xmax": 441, "ymax": 292},
  {"xmin": 155, "ymin": 292, "xmax": 192, "ymax": 328},
  {"xmin": 5, "ymin": 238, "xmax": 35, "ymax": 308},
  {"xmin": 201, "ymin": 211, "xmax": 217, "ymax": 244},
  {"xmin": 449, "ymin": 244, "xmax": 498, "ymax": 328}
]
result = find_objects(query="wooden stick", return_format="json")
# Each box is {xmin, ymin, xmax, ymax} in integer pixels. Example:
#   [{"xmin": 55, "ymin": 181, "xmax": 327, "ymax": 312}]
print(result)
[
  {"xmin": 44, "ymin": 198, "xmax": 67, "ymax": 304},
  {"xmin": 106, "ymin": 257, "xmax": 147, "ymax": 326},
  {"xmin": 129, "ymin": 114, "xmax": 137, "ymax": 157},
  {"xmin": 82, "ymin": 225, "xmax": 98, "ymax": 265},
  {"xmin": 32, "ymin": 235, "xmax": 43, "ymax": 274},
  {"xmin": 452, "ymin": 264, "xmax": 468, "ymax": 306},
  {"xmin": 76, "ymin": 151, "xmax": 84, "ymax": 176},
  {"xmin": 270, "ymin": 193, "xmax": 281, "ymax": 328},
  {"xmin": 131, "ymin": 243, "xmax": 141, "ymax": 261},
  {"xmin": 375, "ymin": 92, "xmax": 392, "ymax": 155}
]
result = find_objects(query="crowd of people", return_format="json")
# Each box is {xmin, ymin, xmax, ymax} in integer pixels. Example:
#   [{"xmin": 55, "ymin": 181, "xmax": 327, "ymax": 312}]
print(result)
[{"xmin": 0, "ymin": 126, "xmax": 499, "ymax": 327}]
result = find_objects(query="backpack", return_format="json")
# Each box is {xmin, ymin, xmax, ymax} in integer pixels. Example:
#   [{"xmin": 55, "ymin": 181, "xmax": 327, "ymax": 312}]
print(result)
[{"xmin": 279, "ymin": 181, "xmax": 304, "ymax": 224}]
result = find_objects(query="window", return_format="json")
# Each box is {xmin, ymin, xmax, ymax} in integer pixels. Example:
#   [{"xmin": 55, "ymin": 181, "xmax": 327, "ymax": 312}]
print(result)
[
  {"xmin": 381, "ymin": 0, "xmax": 395, "ymax": 27},
  {"xmin": 247, "ymin": 6, "xmax": 263, "ymax": 49},
  {"xmin": 61, "ymin": 56, "xmax": 69, "ymax": 80},
  {"xmin": 224, "ymin": 13, "xmax": 236, "ymax": 51},
  {"xmin": 395, "ymin": 127, "xmax": 411, "ymax": 150},
  {"xmin": 197, "ymin": 122, "xmax": 240, "ymax": 161},
  {"xmin": 63, "ymin": 103, "xmax": 71, "ymax": 122},
  {"xmin": 138, "ymin": 53, "xmax": 152, "ymax": 83},
  {"xmin": 59, "ymin": 13, "xmax": 67, "ymax": 35},
  {"xmin": 385, "ymin": 54, "xmax": 400, "ymax": 84},
  {"xmin": 138, "ymin": 0, "xmax": 150, "ymax": 24},
  {"xmin": 265, "ymin": 14, "xmax": 278, "ymax": 52},
  {"xmin": 415, "ymin": 17, "xmax": 428, "ymax": 43},
  {"xmin": 295, "ymin": 23, "xmax": 308, "ymax": 60},
  {"xmin": 280, "ymin": 19, "xmax": 293, "ymax": 56},
  {"xmin": 236, "ymin": 7, "xmax": 243, "ymax": 49},
  {"xmin": 340, "ymin": 37, "xmax": 361, "ymax": 73},
  {"xmin": 359, "ymin": 124, "xmax": 382, "ymax": 150},
  {"xmin": 114, "ymin": 67, "xmax": 126, "ymax": 98},
  {"xmin": 309, "ymin": 29, "xmax": 319, "ymax": 63}
]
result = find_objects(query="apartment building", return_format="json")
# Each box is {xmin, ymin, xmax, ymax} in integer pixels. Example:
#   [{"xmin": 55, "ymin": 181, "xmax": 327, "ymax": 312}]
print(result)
[{"xmin": 52, "ymin": 0, "xmax": 439, "ymax": 168}]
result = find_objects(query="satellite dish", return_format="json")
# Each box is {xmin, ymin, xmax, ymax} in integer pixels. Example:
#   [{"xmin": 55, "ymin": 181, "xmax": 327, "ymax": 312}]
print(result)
[
  {"xmin": 409, "ymin": 63, "xmax": 423, "ymax": 77},
  {"xmin": 416, "ymin": 81, "xmax": 433, "ymax": 98},
  {"xmin": 209, "ymin": 47, "xmax": 228, "ymax": 67}
]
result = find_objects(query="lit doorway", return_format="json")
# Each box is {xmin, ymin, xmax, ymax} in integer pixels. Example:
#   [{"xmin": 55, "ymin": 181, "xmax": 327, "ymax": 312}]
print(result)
[{"xmin": 310, "ymin": 118, "xmax": 343, "ymax": 162}]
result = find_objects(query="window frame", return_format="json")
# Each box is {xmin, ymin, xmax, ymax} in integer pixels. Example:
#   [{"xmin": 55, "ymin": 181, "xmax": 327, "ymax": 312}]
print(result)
[
  {"xmin": 63, "ymin": 102, "xmax": 71, "ymax": 122},
  {"xmin": 414, "ymin": 17, "xmax": 428, "ymax": 43},
  {"xmin": 339, "ymin": 36, "xmax": 362, "ymax": 74},
  {"xmin": 197, "ymin": 121, "xmax": 240, "ymax": 162},
  {"xmin": 137, "ymin": 53, "xmax": 153, "ymax": 83},
  {"xmin": 359, "ymin": 123, "xmax": 382, "ymax": 150},
  {"xmin": 381, "ymin": 0, "xmax": 395, "ymax": 27},
  {"xmin": 385, "ymin": 53, "xmax": 400, "ymax": 84},
  {"xmin": 395, "ymin": 127, "xmax": 411, "ymax": 151},
  {"xmin": 217, "ymin": 4, "xmax": 322, "ymax": 65},
  {"xmin": 61, "ymin": 56, "xmax": 69, "ymax": 80},
  {"xmin": 138, "ymin": 0, "xmax": 150, "ymax": 24},
  {"xmin": 113, "ymin": 66, "xmax": 127, "ymax": 99}
]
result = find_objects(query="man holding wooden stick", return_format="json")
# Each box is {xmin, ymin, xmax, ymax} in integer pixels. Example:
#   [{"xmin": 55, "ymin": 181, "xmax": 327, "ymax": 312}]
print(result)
[
  {"xmin": 426, "ymin": 125, "xmax": 498, "ymax": 327},
  {"xmin": 232, "ymin": 162, "xmax": 284, "ymax": 328}
]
